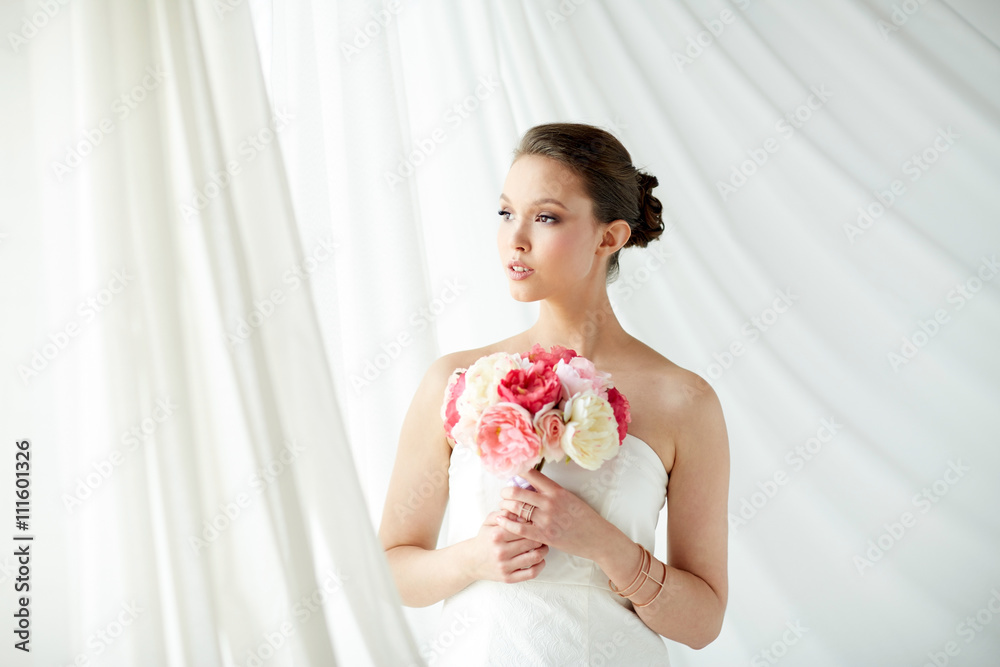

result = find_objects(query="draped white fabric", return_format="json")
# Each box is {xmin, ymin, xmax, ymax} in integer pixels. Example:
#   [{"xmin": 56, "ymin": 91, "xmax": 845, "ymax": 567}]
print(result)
[
  {"xmin": 253, "ymin": 0, "xmax": 1000, "ymax": 665},
  {"xmin": 4, "ymin": 1, "xmax": 1000, "ymax": 667},
  {"xmin": 3, "ymin": 0, "xmax": 419, "ymax": 664}
]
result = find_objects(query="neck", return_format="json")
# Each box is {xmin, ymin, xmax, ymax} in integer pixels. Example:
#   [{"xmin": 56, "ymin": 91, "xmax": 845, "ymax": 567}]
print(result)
[{"xmin": 525, "ymin": 290, "xmax": 626, "ymax": 362}]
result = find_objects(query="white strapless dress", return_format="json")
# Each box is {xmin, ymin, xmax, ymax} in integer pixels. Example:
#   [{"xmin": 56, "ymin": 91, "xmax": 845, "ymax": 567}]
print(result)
[{"xmin": 427, "ymin": 433, "xmax": 672, "ymax": 666}]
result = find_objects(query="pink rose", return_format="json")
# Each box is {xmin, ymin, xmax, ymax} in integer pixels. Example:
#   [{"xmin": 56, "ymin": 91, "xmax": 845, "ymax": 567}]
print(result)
[
  {"xmin": 554, "ymin": 357, "xmax": 612, "ymax": 400},
  {"xmin": 533, "ymin": 406, "xmax": 566, "ymax": 461},
  {"xmin": 526, "ymin": 343, "xmax": 578, "ymax": 374},
  {"xmin": 497, "ymin": 367, "xmax": 562, "ymax": 414},
  {"xmin": 607, "ymin": 386, "xmax": 631, "ymax": 445},
  {"xmin": 475, "ymin": 402, "xmax": 542, "ymax": 477},
  {"xmin": 441, "ymin": 370, "xmax": 466, "ymax": 438}
]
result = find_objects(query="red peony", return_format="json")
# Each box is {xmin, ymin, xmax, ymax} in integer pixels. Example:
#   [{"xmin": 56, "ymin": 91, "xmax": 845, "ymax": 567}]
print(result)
[
  {"xmin": 442, "ymin": 371, "xmax": 466, "ymax": 437},
  {"xmin": 525, "ymin": 342, "xmax": 578, "ymax": 374},
  {"xmin": 607, "ymin": 386, "xmax": 631, "ymax": 445},
  {"xmin": 498, "ymin": 367, "xmax": 562, "ymax": 414}
]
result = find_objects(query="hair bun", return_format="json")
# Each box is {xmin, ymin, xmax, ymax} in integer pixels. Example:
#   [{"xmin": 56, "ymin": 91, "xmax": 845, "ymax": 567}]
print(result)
[{"xmin": 629, "ymin": 171, "xmax": 665, "ymax": 248}]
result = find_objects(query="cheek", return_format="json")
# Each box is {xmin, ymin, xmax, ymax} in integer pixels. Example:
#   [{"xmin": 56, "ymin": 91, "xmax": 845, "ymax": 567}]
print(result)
[{"xmin": 549, "ymin": 232, "xmax": 594, "ymax": 271}]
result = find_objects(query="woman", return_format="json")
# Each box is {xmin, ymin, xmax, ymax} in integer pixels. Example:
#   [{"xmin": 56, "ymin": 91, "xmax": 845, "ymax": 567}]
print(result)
[{"xmin": 379, "ymin": 122, "xmax": 729, "ymax": 665}]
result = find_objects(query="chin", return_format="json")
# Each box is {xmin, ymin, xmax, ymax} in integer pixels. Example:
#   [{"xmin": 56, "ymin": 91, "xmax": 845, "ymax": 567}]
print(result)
[{"xmin": 508, "ymin": 286, "xmax": 541, "ymax": 303}]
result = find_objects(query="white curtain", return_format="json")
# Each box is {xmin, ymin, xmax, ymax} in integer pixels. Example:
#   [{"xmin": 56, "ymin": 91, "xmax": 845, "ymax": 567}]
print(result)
[
  {"xmin": 3, "ymin": 0, "xmax": 418, "ymax": 664},
  {"xmin": 4, "ymin": 0, "xmax": 1000, "ymax": 666},
  {"xmin": 254, "ymin": 0, "xmax": 1000, "ymax": 665}
]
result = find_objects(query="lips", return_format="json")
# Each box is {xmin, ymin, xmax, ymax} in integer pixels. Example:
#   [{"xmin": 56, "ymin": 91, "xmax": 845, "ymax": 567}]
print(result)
[{"xmin": 507, "ymin": 260, "xmax": 534, "ymax": 280}]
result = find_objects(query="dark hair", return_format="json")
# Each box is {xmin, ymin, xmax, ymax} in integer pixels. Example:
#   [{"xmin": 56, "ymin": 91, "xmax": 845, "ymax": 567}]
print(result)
[{"xmin": 511, "ymin": 122, "xmax": 665, "ymax": 283}]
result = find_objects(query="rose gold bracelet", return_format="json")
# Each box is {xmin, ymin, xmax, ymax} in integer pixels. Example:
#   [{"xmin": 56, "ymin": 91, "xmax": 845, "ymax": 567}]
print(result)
[
  {"xmin": 633, "ymin": 556, "xmax": 667, "ymax": 608},
  {"xmin": 608, "ymin": 543, "xmax": 648, "ymax": 598}
]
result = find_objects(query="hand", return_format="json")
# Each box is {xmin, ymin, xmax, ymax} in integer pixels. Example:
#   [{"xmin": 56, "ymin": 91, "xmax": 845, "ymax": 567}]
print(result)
[
  {"xmin": 496, "ymin": 468, "xmax": 611, "ymax": 561},
  {"xmin": 464, "ymin": 509, "xmax": 549, "ymax": 584}
]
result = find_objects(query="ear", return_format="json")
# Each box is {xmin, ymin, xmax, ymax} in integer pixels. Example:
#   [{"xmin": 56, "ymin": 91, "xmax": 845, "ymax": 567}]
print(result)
[{"xmin": 597, "ymin": 219, "xmax": 631, "ymax": 257}]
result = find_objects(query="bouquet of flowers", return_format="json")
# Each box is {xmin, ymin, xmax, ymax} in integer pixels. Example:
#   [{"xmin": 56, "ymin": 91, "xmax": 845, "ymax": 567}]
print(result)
[{"xmin": 440, "ymin": 343, "xmax": 631, "ymax": 484}]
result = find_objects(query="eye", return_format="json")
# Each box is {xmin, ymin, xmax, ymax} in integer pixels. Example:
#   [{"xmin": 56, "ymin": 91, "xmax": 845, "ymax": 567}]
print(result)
[
  {"xmin": 538, "ymin": 214, "xmax": 558, "ymax": 224},
  {"xmin": 497, "ymin": 209, "xmax": 511, "ymax": 220}
]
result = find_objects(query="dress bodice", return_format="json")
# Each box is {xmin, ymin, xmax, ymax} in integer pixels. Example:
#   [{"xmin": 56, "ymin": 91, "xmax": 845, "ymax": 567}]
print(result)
[
  {"xmin": 430, "ymin": 434, "xmax": 670, "ymax": 667},
  {"xmin": 429, "ymin": 433, "xmax": 674, "ymax": 665},
  {"xmin": 444, "ymin": 432, "xmax": 669, "ymax": 597}
]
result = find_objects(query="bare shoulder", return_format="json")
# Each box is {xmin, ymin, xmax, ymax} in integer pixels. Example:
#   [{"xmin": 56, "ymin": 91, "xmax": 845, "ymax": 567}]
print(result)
[
  {"xmin": 616, "ymin": 341, "xmax": 726, "ymax": 475},
  {"xmin": 432, "ymin": 336, "xmax": 526, "ymax": 377},
  {"xmin": 421, "ymin": 339, "xmax": 518, "ymax": 413}
]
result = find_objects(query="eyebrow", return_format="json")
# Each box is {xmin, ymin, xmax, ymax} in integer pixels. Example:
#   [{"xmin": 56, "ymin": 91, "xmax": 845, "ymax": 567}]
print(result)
[{"xmin": 498, "ymin": 194, "xmax": 568, "ymax": 208}]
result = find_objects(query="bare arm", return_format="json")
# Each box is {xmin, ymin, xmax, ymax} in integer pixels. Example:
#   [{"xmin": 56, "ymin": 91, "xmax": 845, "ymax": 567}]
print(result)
[
  {"xmin": 378, "ymin": 354, "xmax": 548, "ymax": 607},
  {"xmin": 595, "ymin": 376, "xmax": 730, "ymax": 648}
]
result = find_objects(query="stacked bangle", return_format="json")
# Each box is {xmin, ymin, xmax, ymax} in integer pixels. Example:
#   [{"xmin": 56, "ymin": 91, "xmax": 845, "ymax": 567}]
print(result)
[{"xmin": 608, "ymin": 542, "xmax": 667, "ymax": 608}]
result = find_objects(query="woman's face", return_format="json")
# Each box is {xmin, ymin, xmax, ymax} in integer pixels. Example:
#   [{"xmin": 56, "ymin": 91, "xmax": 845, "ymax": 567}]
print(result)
[{"xmin": 497, "ymin": 155, "xmax": 608, "ymax": 302}]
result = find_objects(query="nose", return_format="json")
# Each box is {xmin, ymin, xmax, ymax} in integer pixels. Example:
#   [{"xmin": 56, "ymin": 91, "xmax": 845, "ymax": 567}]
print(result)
[{"xmin": 506, "ymin": 218, "xmax": 530, "ymax": 252}]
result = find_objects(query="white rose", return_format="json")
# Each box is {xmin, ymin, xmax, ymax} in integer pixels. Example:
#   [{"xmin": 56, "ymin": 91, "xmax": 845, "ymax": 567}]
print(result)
[
  {"xmin": 456, "ymin": 352, "xmax": 522, "ymax": 433},
  {"xmin": 560, "ymin": 390, "xmax": 619, "ymax": 470}
]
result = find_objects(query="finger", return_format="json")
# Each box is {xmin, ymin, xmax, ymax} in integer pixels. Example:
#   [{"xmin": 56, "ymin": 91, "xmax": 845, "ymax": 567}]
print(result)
[
  {"xmin": 501, "ymin": 509, "xmax": 520, "ymax": 522},
  {"xmin": 498, "ymin": 542, "xmax": 546, "ymax": 564},
  {"xmin": 499, "ymin": 485, "xmax": 539, "ymax": 503},
  {"xmin": 507, "ymin": 537, "xmax": 547, "ymax": 553},
  {"xmin": 486, "ymin": 515, "xmax": 532, "ymax": 542},
  {"xmin": 522, "ymin": 543, "xmax": 549, "ymax": 559},
  {"xmin": 495, "ymin": 513, "xmax": 533, "ymax": 539},
  {"xmin": 486, "ymin": 510, "xmax": 522, "ymax": 531},
  {"xmin": 498, "ymin": 499, "xmax": 534, "ymax": 519},
  {"xmin": 483, "ymin": 510, "xmax": 506, "ymax": 526},
  {"xmin": 511, "ymin": 544, "xmax": 547, "ymax": 570},
  {"xmin": 518, "ymin": 467, "xmax": 560, "ymax": 492},
  {"xmin": 505, "ymin": 557, "xmax": 546, "ymax": 583}
]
